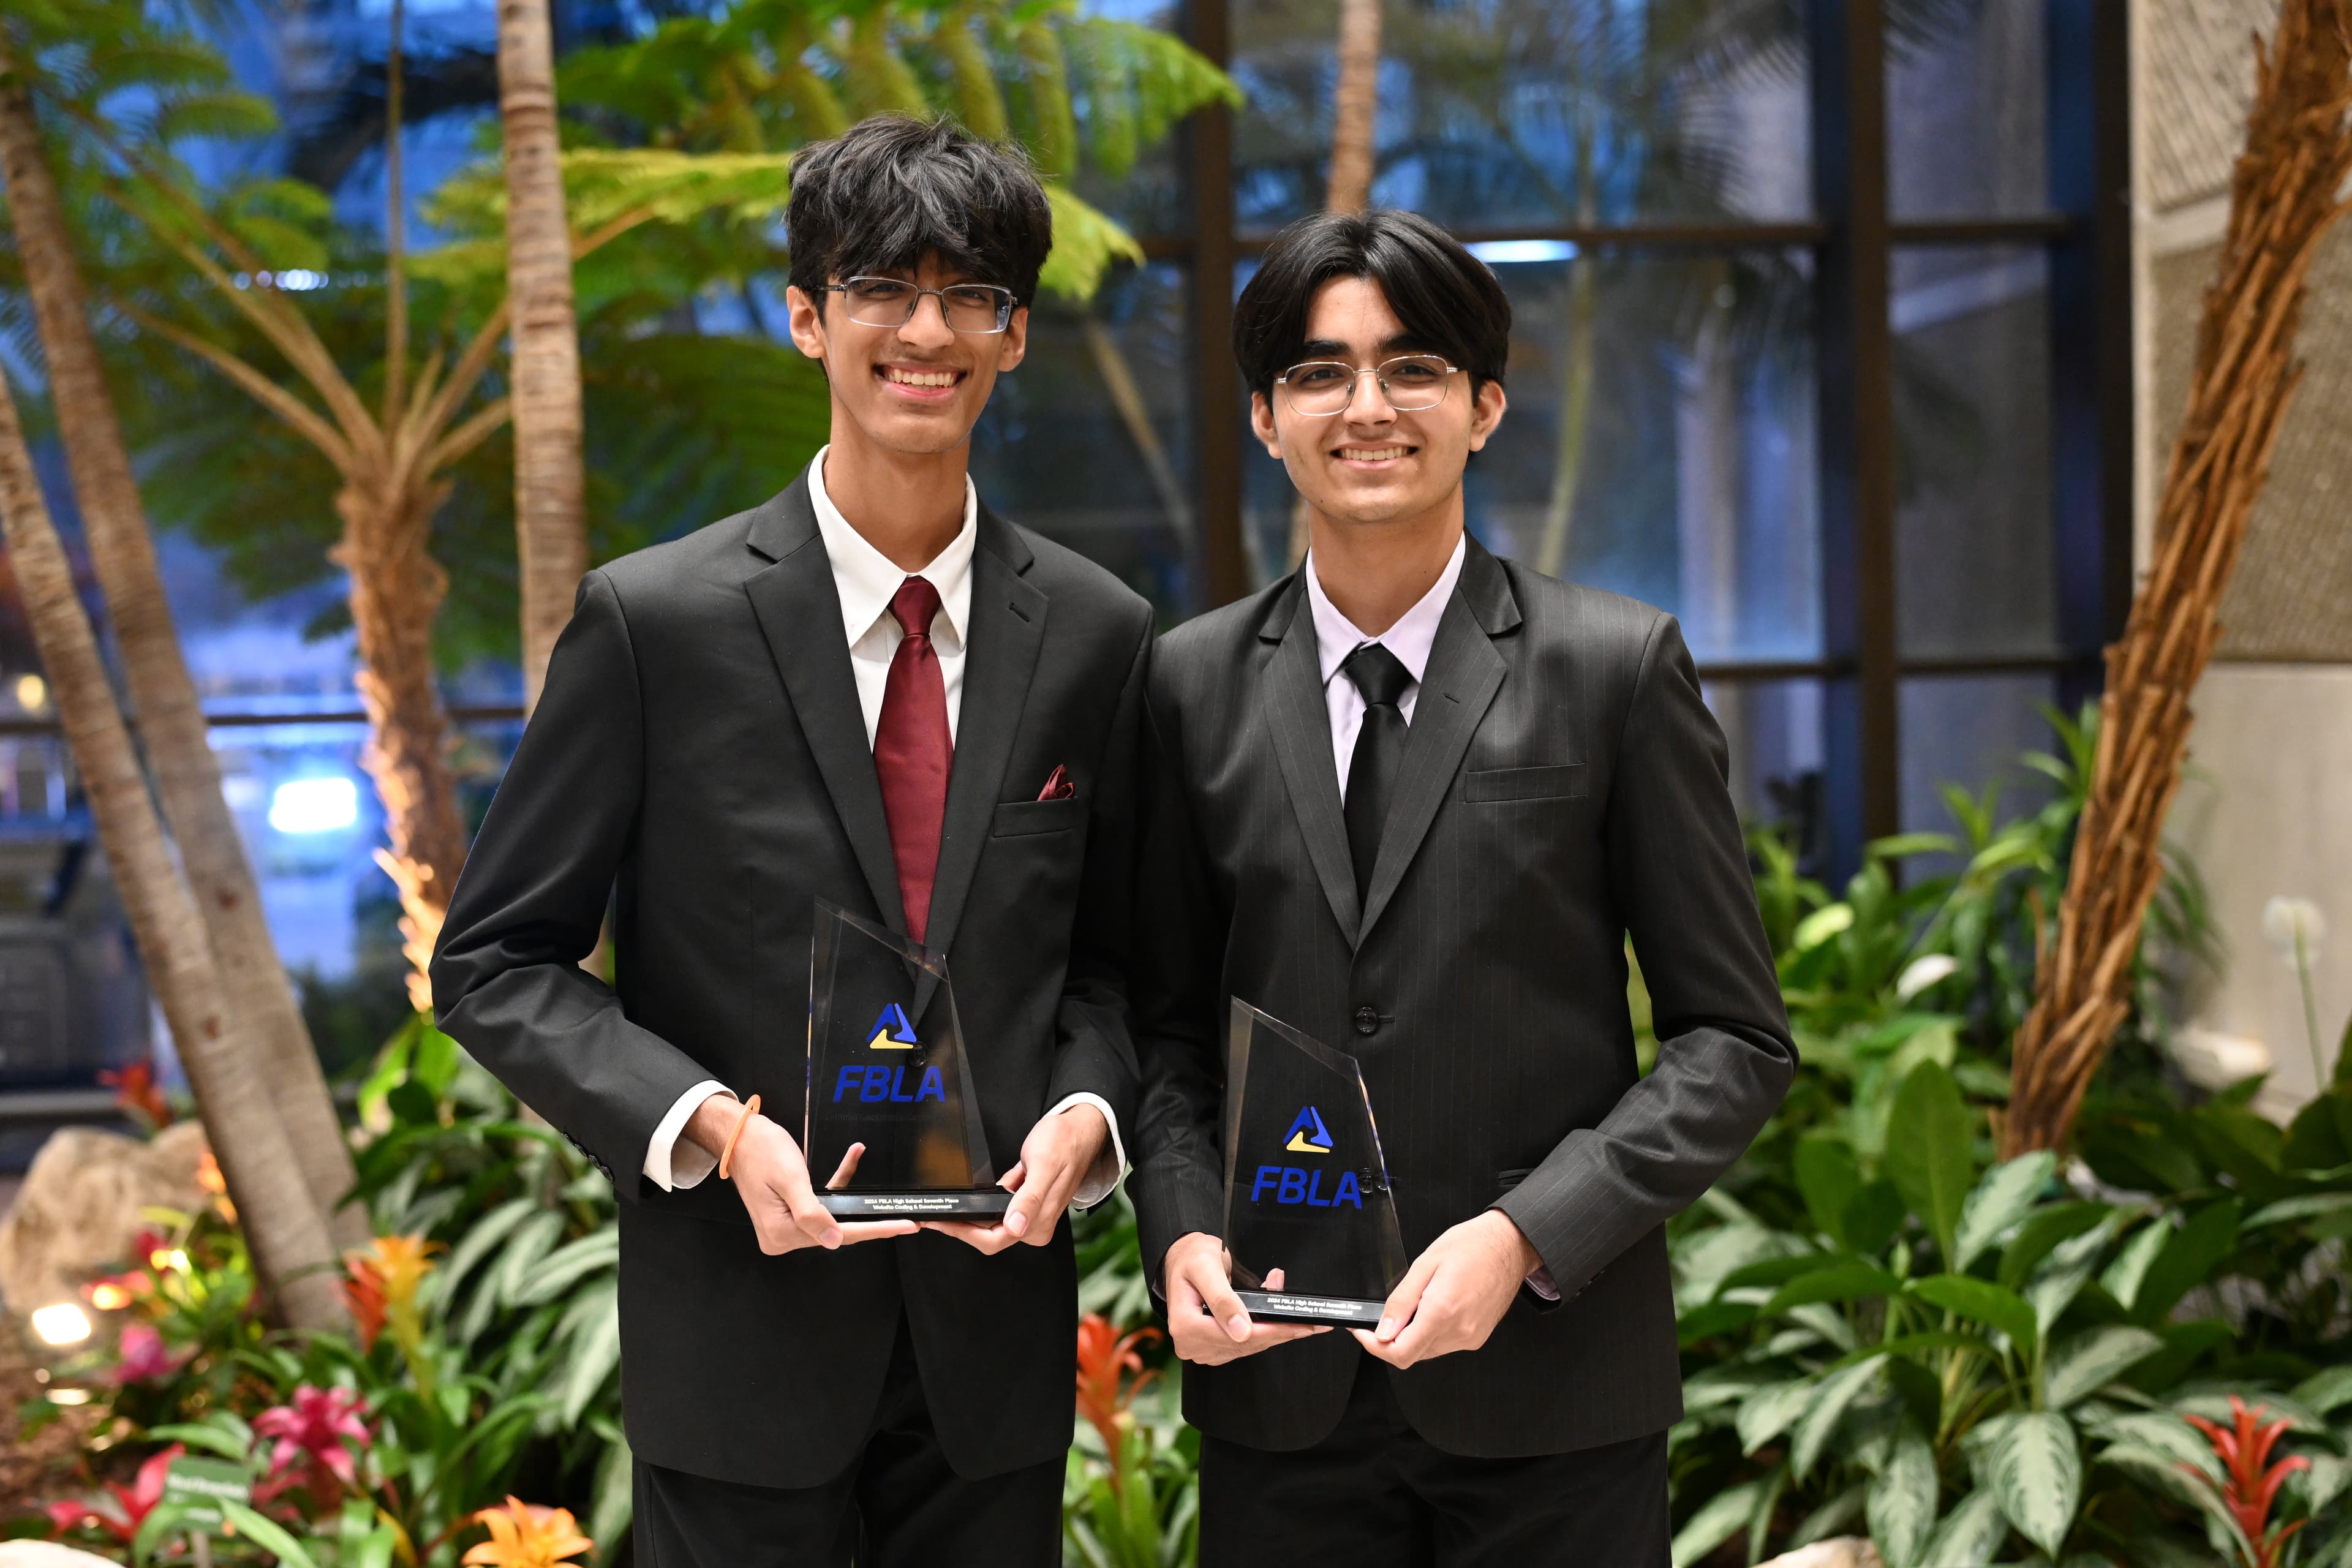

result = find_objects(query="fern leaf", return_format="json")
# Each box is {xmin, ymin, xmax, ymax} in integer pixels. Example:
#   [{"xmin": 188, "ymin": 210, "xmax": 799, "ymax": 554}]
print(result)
[{"xmin": 1038, "ymin": 183, "xmax": 1140, "ymax": 303}]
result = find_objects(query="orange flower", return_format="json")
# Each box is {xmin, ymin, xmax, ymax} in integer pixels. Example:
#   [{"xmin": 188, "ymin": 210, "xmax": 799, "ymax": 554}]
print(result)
[
  {"xmin": 344, "ymin": 1235, "xmax": 439, "ymax": 1356},
  {"xmin": 341, "ymin": 1257, "xmax": 389, "ymax": 1352},
  {"xmin": 462, "ymin": 1498, "xmax": 593, "ymax": 1567},
  {"xmin": 196, "ymin": 1151, "xmax": 235, "ymax": 1222},
  {"xmin": 100, "ymin": 1061, "xmax": 173, "ymax": 1130},
  {"xmin": 1074, "ymin": 1312, "xmax": 1161, "ymax": 1461}
]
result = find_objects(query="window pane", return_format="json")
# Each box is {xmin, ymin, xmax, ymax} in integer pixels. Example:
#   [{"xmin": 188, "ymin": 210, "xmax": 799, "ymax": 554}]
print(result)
[
  {"xmin": 1237, "ymin": 249, "xmax": 1819, "ymax": 662},
  {"xmin": 1899, "ymin": 673, "xmax": 2061, "ymax": 840},
  {"xmin": 1887, "ymin": 0, "xmax": 2050, "ymax": 219},
  {"xmin": 1232, "ymin": 0, "xmax": 1814, "ymax": 235},
  {"xmin": 1892, "ymin": 246, "xmax": 2056, "ymax": 658},
  {"xmin": 970, "ymin": 263, "xmax": 1200, "ymax": 620},
  {"xmin": 1704, "ymin": 679, "xmax": 1826, "ymax": 842}
]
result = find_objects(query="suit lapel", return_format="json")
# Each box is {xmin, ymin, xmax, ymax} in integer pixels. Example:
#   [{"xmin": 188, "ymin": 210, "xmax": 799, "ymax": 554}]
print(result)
[
  {"xmin": 1260, "ymin": 578, "xmax": 1361, "ymax": 940},
  {"xmin": 920, "ymin": 507, "xmax": 1045, "ymax": 963},
  {"xmin": 741, "ymin": 477, "xmax": 906, "ymax": 933},
  {"xmin": 1357, "ymin": 543, "xmax": 1518, "ymax": 944}
]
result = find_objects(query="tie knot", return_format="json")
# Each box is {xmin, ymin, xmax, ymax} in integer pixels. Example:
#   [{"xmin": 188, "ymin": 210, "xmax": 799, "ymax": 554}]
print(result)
[
  {"xmin": 890, "ymin": 576, "xmax": 942, "ymax": 640},
  {"xmin": 1343, "ymin": 641, "xmax": 1414, "ymax": 709}
]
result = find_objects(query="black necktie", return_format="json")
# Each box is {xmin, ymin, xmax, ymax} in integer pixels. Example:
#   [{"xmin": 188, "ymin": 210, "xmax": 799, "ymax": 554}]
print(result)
[{"xmin": 1342, "ymin": 642, "xmax": 1414, "ymax": 897}]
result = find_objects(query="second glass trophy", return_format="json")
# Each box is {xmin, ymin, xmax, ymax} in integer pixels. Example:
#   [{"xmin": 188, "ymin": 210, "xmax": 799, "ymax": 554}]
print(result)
[
  {"xmin": 1221, "ymin": 1000, "xmax": 1409, "ymax": 1324},
  {"xmin": 804, "ymin": 899, "xmax": 1009, "ymax": 1218}
]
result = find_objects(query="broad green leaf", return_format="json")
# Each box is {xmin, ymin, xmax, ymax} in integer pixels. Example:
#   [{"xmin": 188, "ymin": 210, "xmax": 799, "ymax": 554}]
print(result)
[
  {"xmin": 508, "ymin": 1226, "xmax": 619, "ymax": 1308},
  {"xmin": 1955, "ymin": 1152, "xmax": 2057, "ymax": 1269},
  {"xmin": 221, "ymin": 1502, "xmax": 323, "ymax": 1568},
  {"xmin": 2293, "ymin": 1364, "xmax": 2352, "ymax": 1415},
  {"xmin": 2245, "ymin": 1191, "xmax": 2352, "ymax": 1227},
  {"xmin": 1921, "ymin": 1488, "xmax": 2009, "ymax": 1566},
  {"xmin": 1885, "ymin": 1060, "xmax": 1976, "ymax": 1264},
  {"xmin": 555, "ymin": 1282, "xmax": 623, "ymax": 1427},
  {"xmin": 2131, "ymin": 1200, "xmax": 2242, "ymax": 1325},
  {"xmin": 1795, "ymin": 1136, "xmax": 1863, "ymax": 1246},
  {"xmin": 2098, "ymin": 1219, "xmax": 2169, "ymax": 1312},
  {"xmin": 1670, "ymin": 1478, "xmax": 1766, "ymax": 1568},
  {"xmin": 436, "ymin": 1196, "xmax": 538, "ymax": 1303},
  {"xmin": 1868, "ymin": 1427, "xmax": 1940, "ymax": 1568},
  {"xmin": 2000, "ymin": 1202, "xmax": 2111, "ymax": 1289},
  {"xmin": 1988, "ymin": 1411, "xmax": 2081, "ymax": 1556},
  {"xmin": 1908, "ymin": 1273, "xmax": 2039, "ymax": 1355},
  {"xmin": 2027, "ymin": 1216, "xmax": 2122, "ymax": 1336},
  {"xmin": 140, "ymin": 1420, "xmax": 251, "ymax": 1460},
  {"xmin": 1792, "ymin": 1360, "xmax": 1883, "ymax": 1479},
  {"xmin": 2043, "ymin": 1327, "xmax": 2163, "ymax": 1409},
  {"xmin": 1794, "ymin": 903, "xmax": 1854, "ymax": 951},
  {"xmin": 1843, "ymin": 1180, "xmax": 1909, "ymax": 1254},
  {"xmin": 590, "ymin": 1430, "xmax": 635, "ymax": 1554},
  {"xmin": 1736, "ymin": 1379, "xmax": 1819, "ymax": 1455},
  {"xmin": 1761, "ymin": 1260, "xmax": 1901, "ymax": 1317}
]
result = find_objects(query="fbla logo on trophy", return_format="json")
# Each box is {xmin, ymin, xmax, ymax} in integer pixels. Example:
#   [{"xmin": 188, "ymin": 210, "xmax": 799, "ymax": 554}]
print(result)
[
  {"xmin": 833, "ymin": 1003, "xmax": 944, "ymax": 1103},
  {"xmin": 1249, "ymin": 1105, "xmax": 1362, "ymax": 1208}
]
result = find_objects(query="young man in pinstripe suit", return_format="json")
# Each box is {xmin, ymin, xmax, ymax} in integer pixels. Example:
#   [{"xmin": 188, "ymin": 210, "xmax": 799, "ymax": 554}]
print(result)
[{"xmin": 1130, "ymin": 209, "xmax": 1797, "ymax": 1566}]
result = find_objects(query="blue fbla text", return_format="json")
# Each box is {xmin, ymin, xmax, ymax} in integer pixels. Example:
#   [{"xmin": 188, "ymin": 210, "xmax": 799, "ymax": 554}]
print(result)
[
  {"xmin": 834, "ymin": 1064, "xmax": 947, "ymax": 1104},
  {"xmin": 1250, "ymin": 1166, "xmax": 1363, "ymax": 1208}
]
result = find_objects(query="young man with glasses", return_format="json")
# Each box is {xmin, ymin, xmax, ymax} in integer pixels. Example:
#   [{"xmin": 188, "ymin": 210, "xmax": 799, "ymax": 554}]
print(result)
[
  {"xmin": 1129, "ymin": 209, "xmax": 1796, "ymax": 1564},
  {"xmin": 434, "ymin": 116, "xmax": 1152, "ymax": 1566}
]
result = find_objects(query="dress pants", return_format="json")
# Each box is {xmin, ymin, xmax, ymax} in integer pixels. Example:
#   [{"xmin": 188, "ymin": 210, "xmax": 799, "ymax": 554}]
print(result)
[
  {"xmin": 630, "ymin": 1316, "xmax": 1064, "ymax": 1568},
  {"xmin": 1199, "ymin": 1351, "xmax": 1672, "ymax": 1568}
]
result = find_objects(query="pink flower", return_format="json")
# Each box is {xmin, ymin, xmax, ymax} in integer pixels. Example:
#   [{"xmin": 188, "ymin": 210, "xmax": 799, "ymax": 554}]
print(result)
[
  {"xmin": 252, "ymin": 1384, "xmax": 371, "ymax": 1507},
  {"xmin": 111, "ymin": 1322, "xmax": 190, "ymax": 1385},
  {"xmin": 44, "ymin": 1444, "xmax": 182, "ymax": 1544}
]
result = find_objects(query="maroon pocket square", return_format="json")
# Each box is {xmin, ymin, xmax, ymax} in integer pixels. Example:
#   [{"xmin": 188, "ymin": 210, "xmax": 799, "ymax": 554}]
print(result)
[{"xmin": 1037, "ymin": 764, "xmax": 1076, "ymax": 801}]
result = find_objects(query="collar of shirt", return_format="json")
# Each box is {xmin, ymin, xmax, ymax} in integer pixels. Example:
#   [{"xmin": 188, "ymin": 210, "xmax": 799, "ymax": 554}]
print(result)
[
  {"xmin": 807, "ymin": 443, "xmax": 978, "ymax": 653},
  {"xmin": 1305, "ymin": 532, "xmax": 1468, "ymax": 693}
]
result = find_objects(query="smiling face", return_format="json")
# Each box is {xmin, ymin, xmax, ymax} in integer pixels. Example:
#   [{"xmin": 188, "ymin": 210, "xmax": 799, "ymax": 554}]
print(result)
[
  {"xmin": 1251, "ymin": 274, "xmax": 1506, "ymax": 534},
  {"xmin": 786, "ymin": 251, "xmax": 1029, "ymax": 459}
]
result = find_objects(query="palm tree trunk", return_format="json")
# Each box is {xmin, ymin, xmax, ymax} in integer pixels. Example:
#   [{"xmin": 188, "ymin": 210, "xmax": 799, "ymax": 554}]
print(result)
[
  {"xmin": 0, "ymin": 372, "xmax": 347, "ymax": 1331},
  {"xmin": 497, "ymin": 0, "xmax": 587, "ymax": 712},
  {"xmin": 0, "ymin": 64, "xmax": 365, "ymax": 1247},
  {"xmin": 337, "ymin": 475, "xmax": 467, "ymax": 1012},
  {"xmin": 1325, "ymin": 0, "xmax": 1382, "ymax": 211}
]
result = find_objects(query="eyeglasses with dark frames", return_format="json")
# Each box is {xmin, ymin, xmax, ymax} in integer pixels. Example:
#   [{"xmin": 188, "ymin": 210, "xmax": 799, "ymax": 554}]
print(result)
[
  {"xmin": 823, "ymin": 276, "xmax": 1017, "ymax": 334},
  {"xmin": 1276, "ymin": 355, "xmax": 1461, "ymax": 417}
]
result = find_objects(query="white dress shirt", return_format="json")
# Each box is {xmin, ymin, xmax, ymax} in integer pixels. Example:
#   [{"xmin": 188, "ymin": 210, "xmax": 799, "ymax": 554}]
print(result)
[
  {"xmin": 1305, "ymin": 534, "xmax": 1467, "ymax": 801},
  {"xmin": 644, "ymin": 448, "xmax": 1126, "ymax": 1202}
]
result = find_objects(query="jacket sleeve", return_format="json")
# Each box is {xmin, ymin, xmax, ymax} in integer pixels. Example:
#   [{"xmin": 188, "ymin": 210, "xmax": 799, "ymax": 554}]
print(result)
[
  {"xmin": 1040, "ymin": 606, "xmax": 1155, "ymax": 1138},
  {"xmin": 430, "ymin": 570, "xmax": 717, "ymax": 1196},
  {"xmin": 1126, "ymin": 662, "xmax": 1231, "ymax": 1292},
  {"xmin": 1492, "ymin": 612, "xmax": 1797, "ymax": 1296}
]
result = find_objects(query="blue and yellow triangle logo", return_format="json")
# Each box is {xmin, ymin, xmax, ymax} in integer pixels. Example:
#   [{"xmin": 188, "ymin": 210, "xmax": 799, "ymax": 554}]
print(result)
[
  {"xmin": 865, "ymin": 1003, "xmax": 918, "ymax": 1051},
  {"xmin": 1284, "ymin": 1105, "xmax": 1333, "ymax": 1155}
]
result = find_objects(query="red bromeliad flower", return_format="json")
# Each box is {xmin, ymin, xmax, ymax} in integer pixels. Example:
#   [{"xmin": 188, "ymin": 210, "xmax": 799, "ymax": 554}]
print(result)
[
  {"xmin": 253, "ymin": 1384, "xmax": 371, "ymax": 1513},
  {"xmin": 99, "ymin": 1061, "xmax": 173, "ymax": 1129},
  {"xmin": 1074, "ymin": 1313, "xmax": 1162, "ymax": 1466},
  {"xmin": 111, "ymin": 1322, "xmax": 190, "ymax": 1385},
  {"xmin": 45, "ymin": 1444, "xmax": 183, "ymax": 1544},
  {"xmin": 2182, "ymin": 1395, "xmax": 2312, "ymax": 1568}
]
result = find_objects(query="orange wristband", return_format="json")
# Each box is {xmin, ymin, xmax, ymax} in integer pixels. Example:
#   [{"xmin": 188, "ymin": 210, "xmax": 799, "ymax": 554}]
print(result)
[{"xmin": 717, "ymin": 1093, "xmax": 762, "ymax": 1182}]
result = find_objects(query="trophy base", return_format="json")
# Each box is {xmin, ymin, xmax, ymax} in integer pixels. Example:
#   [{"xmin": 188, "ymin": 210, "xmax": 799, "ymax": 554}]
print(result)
[
  {"xmin": 1236, "ymin": 1289, "xmax": 1386, "ymax": 1326},
  {"xmin": 819, "ymin": 1189, "xmax": 1012, "ymax": 1218}
]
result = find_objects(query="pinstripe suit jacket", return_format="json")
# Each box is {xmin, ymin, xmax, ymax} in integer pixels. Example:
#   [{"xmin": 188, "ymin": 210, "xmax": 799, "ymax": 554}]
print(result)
[{"xmin": 1129, "ymin": 538, "xmax": 1796, "ymax": 1457}]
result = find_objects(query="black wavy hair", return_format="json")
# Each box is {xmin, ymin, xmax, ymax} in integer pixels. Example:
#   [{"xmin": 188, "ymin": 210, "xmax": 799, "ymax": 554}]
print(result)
[
  {"xmin": 786, "ymin": 116, "xmax": 1054, "ymax": 310},
  {"xmin": 1232, "ymin": 209, "xmax": 1512, "ymax": 398}
]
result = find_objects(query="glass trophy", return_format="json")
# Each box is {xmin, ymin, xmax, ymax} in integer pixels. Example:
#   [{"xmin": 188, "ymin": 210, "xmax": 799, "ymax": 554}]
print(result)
[
  {"xmin": 1221, "ymin": 1000, "xmax": 1409, "ymax": 1324},
  {"xmin": 803, "ymin": 900, "xmax": 1008, "ymax": 1218}
]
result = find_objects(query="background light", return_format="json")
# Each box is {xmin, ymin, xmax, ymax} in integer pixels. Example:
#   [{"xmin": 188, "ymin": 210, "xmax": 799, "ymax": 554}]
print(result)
[
  {"xmin": 269, "ymin": 777, "xmax": 360, "ymax": 834},
  {"xmin": 1464, "ymin": 239, "xmax": 1579, "ymax": 265},
  {"xmin": 15, "ymin": 673, "xmax": 45, "ymax": 711},
  {"xmin": 31, "ymin": 1302, "xmax": 92, "ymax": 1345}
]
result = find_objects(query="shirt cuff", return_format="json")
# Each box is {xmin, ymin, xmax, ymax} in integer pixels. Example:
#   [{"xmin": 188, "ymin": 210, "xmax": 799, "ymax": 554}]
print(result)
[
  {"xmin": 1046, "ymin": 1092, "xmax": 1125, "ymax": 1209},
  {"xmin": 1525, "ymin": 1265, "xmax": 1561, "ymax": 1302},
  {"xmin": 645, "ymin": 1080, "xmax": 730, "ymax": 1192}
]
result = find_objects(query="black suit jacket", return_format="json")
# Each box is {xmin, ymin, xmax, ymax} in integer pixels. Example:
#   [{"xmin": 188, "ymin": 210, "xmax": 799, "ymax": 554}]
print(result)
[
  {"xmin": 1129, "ymin": 539, "xmax": 1796, "ymax": 1457},
  {"xmin": 431, "ymin": 474, "xmax": 1154, "ymax": 1488}
]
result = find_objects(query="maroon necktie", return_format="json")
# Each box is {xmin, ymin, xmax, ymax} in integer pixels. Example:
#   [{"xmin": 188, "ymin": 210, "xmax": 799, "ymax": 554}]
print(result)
[{"xmin": 873, "ymin": 576, "xmax": 951, "ymax": 944}]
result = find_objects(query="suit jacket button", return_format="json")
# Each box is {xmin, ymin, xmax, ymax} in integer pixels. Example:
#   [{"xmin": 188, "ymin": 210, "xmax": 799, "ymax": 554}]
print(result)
[{"xmin": 1353, "ymin": 1006, "xmax": 1379, "ymax": 1036}]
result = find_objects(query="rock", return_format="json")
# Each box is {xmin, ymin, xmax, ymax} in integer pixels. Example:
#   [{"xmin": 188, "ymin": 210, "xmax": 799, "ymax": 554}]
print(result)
[
  {"xmin": 0, "ymin": 1544, "xmax": 125, "ymax": 1566},
  {"xmin": 0, "ymin": 1122, "xmax": 210, "ymax": 1318},
  {"xmin": 1757, "ymin": 1541, "xmax": 1885, "ymax": 1568}
]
